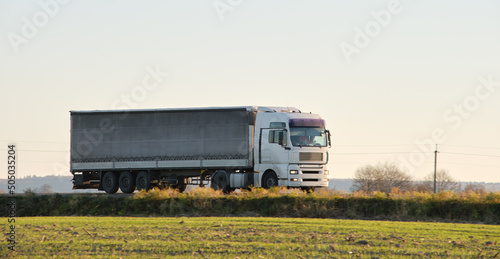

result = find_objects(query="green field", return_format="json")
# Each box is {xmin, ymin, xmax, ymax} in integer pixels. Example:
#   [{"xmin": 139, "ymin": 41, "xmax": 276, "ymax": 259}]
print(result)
[{"xmin": 2, "ymin": 217, "xmax": 499, "ymax": 258}]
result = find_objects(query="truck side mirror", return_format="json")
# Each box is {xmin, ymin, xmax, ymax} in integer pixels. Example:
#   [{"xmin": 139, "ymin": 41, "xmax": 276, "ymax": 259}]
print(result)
[
  {"xmin": 278, "ymin": 130, "xmax": 287, "ymax": 147},
  {"xmin": 326, "ymin": 130, "xmax": 332, "ymax": 147},
  {"xmin": 278, "ymin": 131, "xmax": 284, "ymax": 145}
]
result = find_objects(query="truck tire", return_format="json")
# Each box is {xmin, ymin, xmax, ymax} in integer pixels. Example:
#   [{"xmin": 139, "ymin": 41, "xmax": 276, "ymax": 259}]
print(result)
[
  {"xmin": 172, "ymin": 177, "xmax": 187, "ymax": 193},
  {"xmin": 301, "ymin": 187, "xmax": 315, "ymax": 193},
  {"xmin": 102, "ymin": 172, "xmax": 119, "ymax": 194},
  {"xmin": 262, "ymin": 171, "xmax": 278, "ymax": 189},
  {"xmin": 136, "ymin": 171, "xmax": 151, "ymax": 191},
  {"xmin": 211, "ymin": 171, "xmax": 231, "ymax": 194},
  {"xmin": 119, "ymin": 171, "xmax": 136, "ymax": 194},
  {"xmin": 174, "ymin": 184, "xmax": 187, "ymax": 193}
]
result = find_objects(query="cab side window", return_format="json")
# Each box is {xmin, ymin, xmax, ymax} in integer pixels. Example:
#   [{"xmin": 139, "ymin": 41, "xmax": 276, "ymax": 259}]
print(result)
[{"xmin": 268, "ymin": 122, "xmax": 286, "ymax": 144}]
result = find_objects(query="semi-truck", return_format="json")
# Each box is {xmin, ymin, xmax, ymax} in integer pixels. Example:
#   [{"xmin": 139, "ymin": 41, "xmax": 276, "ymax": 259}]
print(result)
[{"xmin": 70, "ymin": 106, "xmax": 331, "ymax": 194}]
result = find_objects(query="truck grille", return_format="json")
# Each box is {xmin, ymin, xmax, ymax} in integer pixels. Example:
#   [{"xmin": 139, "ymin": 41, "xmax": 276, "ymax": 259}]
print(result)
[
  {"xmin": 299, "ymin": 152, "xmax": 323, "ymax": 162},
  {"xmin": 302, "ymin": 171, "xmax": 320, "ymax": 174}
]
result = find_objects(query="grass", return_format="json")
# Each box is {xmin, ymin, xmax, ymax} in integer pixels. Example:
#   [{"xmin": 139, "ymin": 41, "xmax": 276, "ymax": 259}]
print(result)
[{"xmin": 2, "ymin": 216, "xmax": 499, "ymax": 258}]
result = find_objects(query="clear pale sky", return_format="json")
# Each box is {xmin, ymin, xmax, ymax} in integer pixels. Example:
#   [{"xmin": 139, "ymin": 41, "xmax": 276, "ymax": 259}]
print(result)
[{"xmin": 1, "ymin": 0, "xmax": 500, "ymax": 182}]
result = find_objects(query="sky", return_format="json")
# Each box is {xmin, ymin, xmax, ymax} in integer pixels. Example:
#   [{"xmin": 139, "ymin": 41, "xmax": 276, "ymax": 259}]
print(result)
[{"xmin": 1, "ymin": 0, "xmax": 500, "ymax": 182}]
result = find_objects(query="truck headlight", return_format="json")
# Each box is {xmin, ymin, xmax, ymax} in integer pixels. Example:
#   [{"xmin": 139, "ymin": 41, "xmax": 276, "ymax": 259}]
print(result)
[
  {"xmin": 324, "ymin": 170, "xmax": 329, "ymax": 175},
  {"xmin": 290, "ymin": 170, "xmax": 298, "ymax": 175}
]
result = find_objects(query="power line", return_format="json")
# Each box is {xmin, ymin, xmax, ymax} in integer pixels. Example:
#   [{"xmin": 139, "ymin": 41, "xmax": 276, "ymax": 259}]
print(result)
[
  {"xmin": 331, "ymin": 152, "xmax": 415, "ymax": 155},
  {"xmin": 0, "ymin": 140, "xmax": 69, "ymax": 144},
  {"xmin": 1, "ymin": 148, "xmax": 499, "ymax": 160},
  {"xmin": 2, "ymin": 141, "xmax": 498, "ymax": 150},
  {"xmin": 3, "ymin": 160, "xmax": 66, "ymax": 163},
  {"xmin": 440, "ymin": 144, "xmax": 500, "ymax": 150},
  {"xmin": 334, "ymin": 144, "xmax": 500, "ymax": 151},
  {"xmin": 331, "ymin": 161, "xmax": 500, "ymax": 167},
  {"xmin": 441, "ymin": 152, "xmax": 500, "ymax": 158},
  {"xmin": 331, "ymin": 151, "xmax": 500, "ymax": 157},
  {"xmin": 0, "ymin": 149, "xmax": 69, "ymax": 153},
  {"xmin": 334, "ymin": 144, "xmax": 415, "ymax": 147},
  {"xmin": 7, "ymin": 150, "xmax": 497, "ymax": 158},
  {"xmin": 438, "ymin": 162, "xmax": 500, "ymax": 168}
]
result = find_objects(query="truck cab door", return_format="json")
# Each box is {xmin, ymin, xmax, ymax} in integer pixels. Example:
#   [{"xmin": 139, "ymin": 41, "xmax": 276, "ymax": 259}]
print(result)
[{"xmin": 259, "ymin": 128, "xmax": 290, "ymax": 164}]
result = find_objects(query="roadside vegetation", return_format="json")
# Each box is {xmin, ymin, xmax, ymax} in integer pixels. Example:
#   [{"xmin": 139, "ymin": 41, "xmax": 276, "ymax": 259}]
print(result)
[
  {"xmin": 2, "ymin": 216, "xmax": 499, "ymax": 258},
  {"xmin": 3, "ymin": 187, "xmax": 499, "ymax": 223}
]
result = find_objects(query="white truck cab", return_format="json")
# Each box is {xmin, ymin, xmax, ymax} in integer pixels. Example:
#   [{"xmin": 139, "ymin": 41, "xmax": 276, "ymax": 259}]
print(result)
[{"xmin": 253, "ymin": 107, "xmax": 330, "ymax": 190}]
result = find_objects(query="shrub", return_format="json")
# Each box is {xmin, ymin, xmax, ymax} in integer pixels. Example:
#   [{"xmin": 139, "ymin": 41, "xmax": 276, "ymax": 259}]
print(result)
[{"xmin": 2, "ymin": 188, "xmax": 498, "ymax": 224}]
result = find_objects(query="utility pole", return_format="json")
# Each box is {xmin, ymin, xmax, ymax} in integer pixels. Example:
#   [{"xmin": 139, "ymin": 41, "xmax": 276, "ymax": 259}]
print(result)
[{"xmin": 434, "ymin": 144, "xmax": 438, "ymax": 193}]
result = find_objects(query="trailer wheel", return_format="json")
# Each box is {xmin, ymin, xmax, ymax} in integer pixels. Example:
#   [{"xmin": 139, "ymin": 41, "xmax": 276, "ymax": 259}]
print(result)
[
  {"xmin": 136, "ymin": 171, "xmax": 151, "ymax": 191},
  {"xmin": 262, "ymin": 171, "xmax": 278, "ymax": 189},
  {"xmin": 211, "ymin": 171, "xmax": 231, "ymax": 194},
  {"xmin": 119, "ymin": 171, "xmax": 136, "ymax": 194},
  {"xmin": 102, "ymin": 172, "xmax": 119, "ymax": 194}
]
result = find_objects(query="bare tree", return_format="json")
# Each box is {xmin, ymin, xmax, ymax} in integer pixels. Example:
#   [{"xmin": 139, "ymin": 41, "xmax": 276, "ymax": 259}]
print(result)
[
  {"xmin": 423, "ymin": 169, "xmax": 460, "ymax": 193},
  {"xmin": 413, "ymin": 181, "xmax": 433, "ymax": 193},
  {"xmin": 352, "ymin": 162, "xmax": 413, "ymax": 193},
  {"xmin": 23, "ymin": 187, "xmax": 38, "ymax": 195},
  {"xmin": 463, "ymin": 183, "xmax": 486, "ymax": 194},
  {"xmin": 352, "ymin": 164, "xmax": 378, "ymax": 193},
  {"xmin": 39, "ymin": 184, "xmax": 53, "ymax": 194}
]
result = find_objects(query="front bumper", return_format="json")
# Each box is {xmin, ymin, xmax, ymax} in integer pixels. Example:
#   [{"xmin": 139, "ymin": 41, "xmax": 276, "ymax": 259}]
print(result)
[{"xmin": 286, "ymin": 164, "xmax": 329, "ymax": 187}]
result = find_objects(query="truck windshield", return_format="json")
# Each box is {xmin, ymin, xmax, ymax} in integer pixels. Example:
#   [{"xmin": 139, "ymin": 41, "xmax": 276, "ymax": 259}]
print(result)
[
  {"xmin": 290, "ymin": 127, "xmax": 328, "ymax": 147},
  {"xmin": 289, "ymin": 119, "xmax": 328, "ymax": 147}
]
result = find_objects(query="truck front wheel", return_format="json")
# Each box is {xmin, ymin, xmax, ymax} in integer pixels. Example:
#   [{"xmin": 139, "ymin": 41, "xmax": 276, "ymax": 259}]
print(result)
[
  {"xmin": 301, "ymin": 187, "xmax": 315, "ymax": 193},
  {"xmin": 262, "ymin": 171, "xmax": 278, "ymax": 189},
  {"xmin": 119, "ymin": 171, "xmax": 136, "ymax": 194},
  {"xmin": 102, "ymin": 172, "xmax": 119, "ymax": 194},
  {"xmin": 174, "ymin": 184, "xmax": 187, "ymax": 193},
  {"xmin": 136, "ymin": 171, "xmax": 151, "ymax": 192}
]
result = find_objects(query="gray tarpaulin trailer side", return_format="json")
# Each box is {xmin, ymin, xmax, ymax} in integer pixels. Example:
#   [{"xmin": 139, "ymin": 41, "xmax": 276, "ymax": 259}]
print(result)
[{"xmin": 70, "ymin": 107, "xmax": 256, "ymax": 193}]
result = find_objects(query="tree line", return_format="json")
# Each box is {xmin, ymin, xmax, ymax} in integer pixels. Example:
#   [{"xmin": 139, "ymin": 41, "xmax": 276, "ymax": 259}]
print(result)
[{"xmin": 352, "ymin": 162, "xmax": 486, "ymax": 194}]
